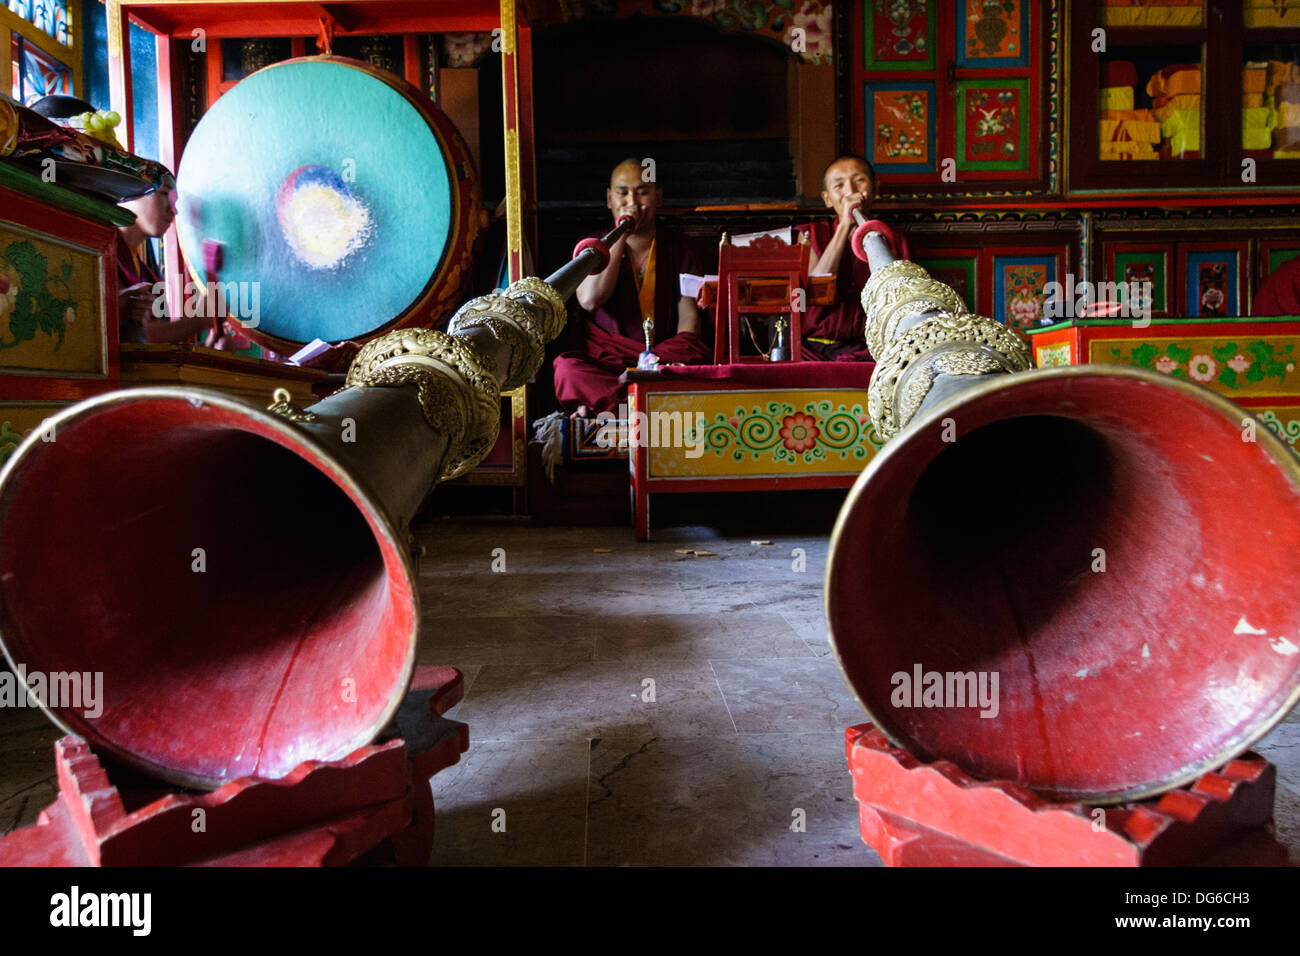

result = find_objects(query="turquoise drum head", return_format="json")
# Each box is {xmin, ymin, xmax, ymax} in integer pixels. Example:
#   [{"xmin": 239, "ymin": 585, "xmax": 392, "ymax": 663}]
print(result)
[{"xmin": 175, "ymin": 56, "xmax": 479, "ymax": 350}]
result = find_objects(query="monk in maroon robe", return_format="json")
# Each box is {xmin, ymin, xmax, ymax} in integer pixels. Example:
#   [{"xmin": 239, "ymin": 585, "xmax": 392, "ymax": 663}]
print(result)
[
  {"xmin": 553, "ymin": 159, "xmax": 712, "ymax": 415},
  {"xmin": 1253, "ymin": 256, "xmax": 1300, "ymax": 316},
  {"xmin": 795, "ymin": 155, "xmax": 909, "ymax": 361}
]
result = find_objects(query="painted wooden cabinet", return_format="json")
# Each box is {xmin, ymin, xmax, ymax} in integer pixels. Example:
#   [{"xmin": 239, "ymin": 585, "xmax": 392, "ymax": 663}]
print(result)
[{"xmin": 0, "ymin": 173, "xmax": 122, "ymax": 462}]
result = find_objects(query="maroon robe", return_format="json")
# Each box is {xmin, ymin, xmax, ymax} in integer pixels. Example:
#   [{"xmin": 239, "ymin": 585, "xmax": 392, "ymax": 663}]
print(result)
[
  {"xmin": 553, "ymin": 224, "xmax": 711, "ymax": 413},
  {"xmin": 794, "ymin": 219, "xmax": 910, "ymax": 361},
  {"xmin": 1253, "ymin": 256, "xmax": 1300, "ymax": 317},
  {"xmin": 116, "ymin": 233, "xmax": 162, "ymax": 344}
]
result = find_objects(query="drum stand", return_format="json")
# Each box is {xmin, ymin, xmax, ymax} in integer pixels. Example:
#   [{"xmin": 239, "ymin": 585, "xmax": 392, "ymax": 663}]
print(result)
[
  {"xmin": 846, "ymin": 725, "xmax": 1290, "ymax": 866},
  {"xmin": 0, "ymin": 665, "xmax": 468, "ymax": 867}
]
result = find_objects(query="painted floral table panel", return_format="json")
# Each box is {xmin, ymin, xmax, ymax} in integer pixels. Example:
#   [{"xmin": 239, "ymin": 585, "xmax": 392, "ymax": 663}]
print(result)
[
  {"xmin": 0, "ymin": 223, "xmax": 106, "ymax": 377},
  {"xmin": 1094, "ymin": 337, "xmax": 1300, "ymax": 398},
  {"xmin": 645, "ymin": 390, "xmax": 882, "ymax": 478}
]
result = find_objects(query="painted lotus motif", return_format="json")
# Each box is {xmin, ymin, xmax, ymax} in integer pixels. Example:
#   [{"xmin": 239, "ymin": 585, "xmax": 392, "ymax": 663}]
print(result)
[{"xmin": 780, "ymin": 412, "xmax": 820, "ymax": 452}]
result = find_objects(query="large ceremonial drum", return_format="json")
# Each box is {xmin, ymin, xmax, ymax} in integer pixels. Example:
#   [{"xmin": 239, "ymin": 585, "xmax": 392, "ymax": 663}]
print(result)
[{"xmin": 175, "ymin": 56, "xmax": 484, "ymax": 355}]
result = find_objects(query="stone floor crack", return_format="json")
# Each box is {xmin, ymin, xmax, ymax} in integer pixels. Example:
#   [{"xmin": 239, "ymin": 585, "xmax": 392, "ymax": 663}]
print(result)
[{"xmin": 589, "ymin": 736, "xmax": 659, "ymax": 806}]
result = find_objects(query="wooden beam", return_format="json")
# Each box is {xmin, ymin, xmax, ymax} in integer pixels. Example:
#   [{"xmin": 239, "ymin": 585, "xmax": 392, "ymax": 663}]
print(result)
[
  {"xmin": 107, "ymin": 0, "xmax": 135, "ymax": 152},
  {"xmin": 499, "ymin": 0, "xmax": 522, "ymax": 282}
]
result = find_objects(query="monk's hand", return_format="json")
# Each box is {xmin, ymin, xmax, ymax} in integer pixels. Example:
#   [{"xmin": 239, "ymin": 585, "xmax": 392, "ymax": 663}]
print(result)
[
  {"xmin": 120, "ymin": 282, "xmax": 158, "ymax": 326},
  {"xmin": 839, "ymin": 193, "xmax": 868, "ymax": 230}
]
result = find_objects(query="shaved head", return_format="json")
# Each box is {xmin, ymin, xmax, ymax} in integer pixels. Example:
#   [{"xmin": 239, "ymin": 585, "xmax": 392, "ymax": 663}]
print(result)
[{"xmin": 611, "ymin": 157, "xmax": 644, "ymax": 187}]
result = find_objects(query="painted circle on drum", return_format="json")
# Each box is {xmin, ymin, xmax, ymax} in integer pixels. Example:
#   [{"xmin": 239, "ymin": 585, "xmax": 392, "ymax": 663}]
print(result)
[
  {"xmin": 275, "ymin": 164, "xmax": 374, "ymax": 270},
  {"xmin": 176, "ymin": 58, "xmax": 452, "ymax": 344}
]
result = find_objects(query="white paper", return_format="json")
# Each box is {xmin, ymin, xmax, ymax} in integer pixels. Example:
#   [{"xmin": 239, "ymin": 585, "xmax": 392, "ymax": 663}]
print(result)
[
  {"xmin": 679, "ymin": 273, "xmax": 719, "ymax": 298},
  {"xmin": 288, "ymin": 338, "xmax": 332, "ymax": 365}
]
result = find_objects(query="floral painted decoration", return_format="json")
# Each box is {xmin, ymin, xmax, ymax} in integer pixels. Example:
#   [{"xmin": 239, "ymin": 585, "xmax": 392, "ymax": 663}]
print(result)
[
  {"xmin": 0, "ymin": 240, "xmax": 75, "ymax": 351},
  {"xmin": 702, "ymin": 400, "xmax": 880, "ymax": 464},
  {"xmin": 1116, "ymin": 340, "xmax": 1297, "ymax": 390}
]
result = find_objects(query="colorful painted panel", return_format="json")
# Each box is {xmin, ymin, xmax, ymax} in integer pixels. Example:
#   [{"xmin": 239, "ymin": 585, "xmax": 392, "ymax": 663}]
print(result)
[
  {"xmin": 0, "ymin": 221, "xmax": 107, "ymax": 377},
  {"xmin": 1112, "ymin": 248, "xmax": 1170, "ymax": 316},
  {"xmin": 865, "ymin": 81, "xmax": 936, "ymax": 173},
  {"xmin": 5, "ymin": 0, "xmax": 70, "ymax": 44},
  {"xmin": 993, "ymin": 254, "xmax": 1057, "ymax": 332},
  {"xmin": 645, "ymin": 390, "xmax": 881, "ymax": 478},
  {"xmin": 1035, "ymin": 341, "xmax": 1072, "ymax": 367},
  {"xmin": 916, "ymin": 256, "xmax": 978, "ymax": 312},
  {"xmin": 955, "ymin": 79, "xmax": 1029, "ymax": 171},
  {"xmin": 1093, "ymin": 337, "xmax": 1300, "ymax": 398},
  {"xmin": 11, "ymin": 35, "xmax": 72, "ymax": 105},
  {"xmin": 1184, "ymin": 250, "xmax": 1240, "ymax": 318},
  {"xmin": 957, "ymin": 0, "xmax": 1029, "ymax": 69},
  {"xmin": 863, "ymin": 0, "xmax": 935, "ymax": 71}
]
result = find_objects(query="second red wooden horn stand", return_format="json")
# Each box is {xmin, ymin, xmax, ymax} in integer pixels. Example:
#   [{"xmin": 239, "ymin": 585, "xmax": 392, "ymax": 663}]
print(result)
[{"xmin": 0, "ymin": 665, "xmax": 468, "ymax": 866}]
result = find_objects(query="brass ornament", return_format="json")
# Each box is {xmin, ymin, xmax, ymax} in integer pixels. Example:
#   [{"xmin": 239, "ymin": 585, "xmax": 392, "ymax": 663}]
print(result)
[
  {"xmin": 266, "ymin": 387, "xmax": 318, "ymax": 423},
  {"xmin": 860, "ymin": 260, "xmax": 930, "ymax": 319},
  {"xmin": 505, "ymin": 276, "xmax": 568, "ymax": 343},
  {"xmin": 346, "ymin": 328, "xmax": 501, "ymax": 481},
  {"xmin": 866, "ymin": 278, "xmax": 969, "ymax": 357},
  {"xmin": 446, "ymin": 294, "xmax": 546, "ymax": 392},
  {"xmin": 932, "ymin": 348, "xmax": 1007, "ymax": 377},
  {"xmin": 868, "ymin": 311, "xmax": 1032, "ymax": 440}
]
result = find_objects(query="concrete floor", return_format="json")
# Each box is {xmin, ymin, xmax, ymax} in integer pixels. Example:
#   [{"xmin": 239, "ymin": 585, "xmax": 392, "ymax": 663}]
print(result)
[{"xmin": 1, "ymin": 514, "xmax": 1298, "ymax": 865}]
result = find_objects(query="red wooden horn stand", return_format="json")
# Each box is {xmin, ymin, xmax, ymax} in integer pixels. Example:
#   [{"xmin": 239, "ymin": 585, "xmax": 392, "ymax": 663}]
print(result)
[
  {"xmin": 0, "ymin": 665, "xmax": 468, "ymax": 867},
  {"xmin": 846, "ymin": 726, "xmax": 1288, "ymax": 867}
]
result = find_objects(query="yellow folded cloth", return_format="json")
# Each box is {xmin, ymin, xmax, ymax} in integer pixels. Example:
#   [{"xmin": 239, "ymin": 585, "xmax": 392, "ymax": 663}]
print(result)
[
  {"xmin": 1105, "ymin": 6, "xmax": 1202, "ymax": 27},
  {"xmin": 1244, "ymin": 107, "xmax": 1278, "ymax": 129},
  {"xmin": 1162, "ymin": 109, "xmax": 1200, "ymax": 155},
  {"xmin": 1247, "ymin": 3, "xmax": 1300, "ymax": 27},
  {"xmin": 1277, "ymin": 102, "xmax": 1300, "ymax": 126},
  {"xmin": 1102, "ymin": 108, "xmax": 1155, "ymax": 122},
  {"xmin": 1244, "ymin": 128, "xmax": 1273, "ymax": 150},
  {"xmin": 1275, "ymin": 148, "xmax": 1300, "ymax": 158},
  {"xmin": 1152, "ymin": 94, "xmax": 1201, "ymax": 123},
  {"xmin": 1100, "ymin": 86, "xmax": 1134, "ymax": 111},
  {"xmin": 1270, "ymin": 61, "xmax": 1300, "ymax": 89},
  {"xmin": 1100, "ymin": 143, "xmax": 1158, "ymax": 161}
]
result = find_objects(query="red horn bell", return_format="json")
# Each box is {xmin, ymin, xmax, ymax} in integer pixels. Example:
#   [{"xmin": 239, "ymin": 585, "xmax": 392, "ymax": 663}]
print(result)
[
  {"xmin": 0, "ymin": 386, "xmax": 430, "ymax": 790},
  {"xmin": 827, "ymin": 364, "xmax": 1300, "ymax": 803}
]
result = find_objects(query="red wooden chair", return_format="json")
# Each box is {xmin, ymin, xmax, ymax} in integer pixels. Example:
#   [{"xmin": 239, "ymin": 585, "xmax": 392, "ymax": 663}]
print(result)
[{"xmin": 713, "ymin": 232, "xmax": 809, "ymax": 364}]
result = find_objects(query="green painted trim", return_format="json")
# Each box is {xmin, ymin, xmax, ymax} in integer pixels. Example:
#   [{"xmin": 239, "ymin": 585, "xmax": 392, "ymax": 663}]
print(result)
[
  {"xmin": 1028, "ymin": 316, "xmax": 1300, "ymax": 334},
  {"xmin": 0, "ymin": 162, "xmax": 134, "ymax": 226}
]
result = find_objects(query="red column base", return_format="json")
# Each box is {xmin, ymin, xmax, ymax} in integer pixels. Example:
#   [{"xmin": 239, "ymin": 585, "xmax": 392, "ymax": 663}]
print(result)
[
  {"xmin": 846, "ymin": 724, "xmax": 1290, "ymax": 867},
  {"xmin": 0, "ymin": 665, "xmax": 469, "ymax": 867}
]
